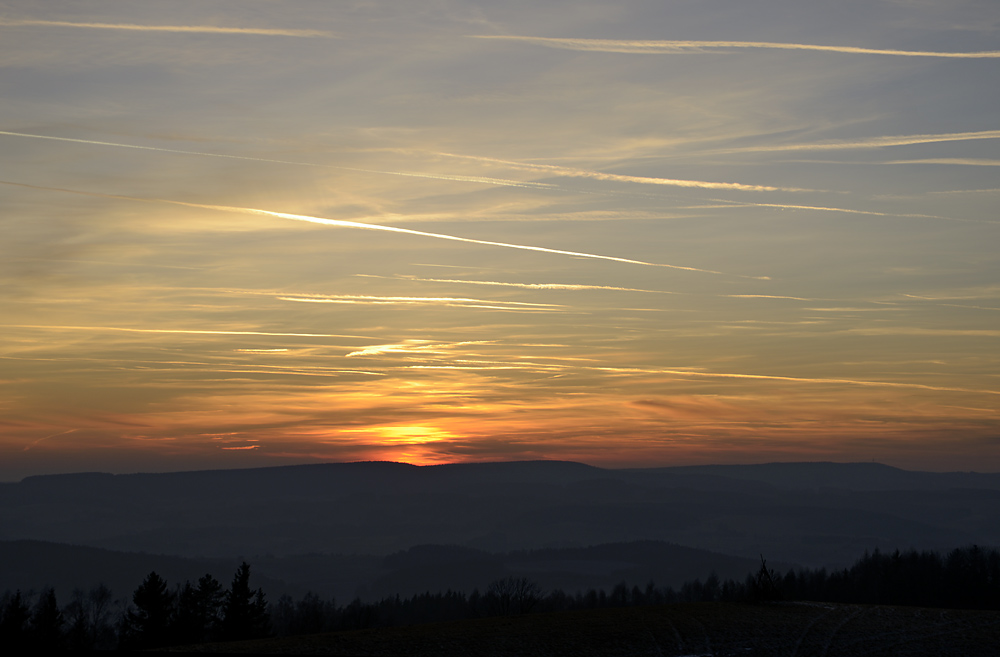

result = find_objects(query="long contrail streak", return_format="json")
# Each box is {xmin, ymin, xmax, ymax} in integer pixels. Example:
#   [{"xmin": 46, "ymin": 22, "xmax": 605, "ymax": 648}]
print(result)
[
  {"xmin": 886, "ymin": 158, "xmax": 1000, "ymax": 167},
  {"xmin": 0, "ymin": 180, "xmax": 755, "ymax": 277},
  {"xmin": 471, "ymin": 35, "xmax": 1000, "ymax": 58},
  {"xmin": 0, "ymin": 130, "xmax": 552, "ymax": 190},
  {"xmin": 0, "ymin": 129, "xmax": 791, "ymax": 192},
  {"xmin": 593, "ymin": 367, "xmax": 1000, "ymax": 396},
  {"xmin": 2, "ymin": 324, "xmax": 374, "ymax": 339},
  {"xmin": 279, "ymin": 295, "xmax": 565, "ymax": 311},
  {"xmin": 429, "ymin": 150, "xmax": 807, "ymax": 192},
  {"xmin": 377, "ymin": 275, "xmax": 819, "ymax": 300},
  {"xmin": 227, "ymin": 204, "xmax": 726, "ymax": 273},
  {"xmin": 701, "ymin": 198, "xmax": 996, "ymax": 225},
  {"xmin": 725, "ymin": 130, "xmax": 1000, "ymax": 153},
  {"xmin": 368, "ymin": 274, "xmax": 680, "ymax": 294},
  {"xmin": 0, "ymin": 19, "xmax": 334, "ymax": 38}
]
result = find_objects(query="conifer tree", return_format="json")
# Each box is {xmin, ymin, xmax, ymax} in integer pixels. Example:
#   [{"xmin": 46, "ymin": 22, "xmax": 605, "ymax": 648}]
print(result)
[
  {"xmin": 29, "ymin": 588, "xmax": 64, "ymax": 650},
  {"xmin": 173, "ymin": 573, "xmax": 224, "ymax": 644},
  {"xmin": 126, "ymin": 571, "xmax": 175, "ymax": 648},
  {"xmin": 221, "ymin": 562, "xmax": 269, "ymax": 641},
  {"xmin": 0, "ymin": 590, "xmax": 31, "ymax": 651}
]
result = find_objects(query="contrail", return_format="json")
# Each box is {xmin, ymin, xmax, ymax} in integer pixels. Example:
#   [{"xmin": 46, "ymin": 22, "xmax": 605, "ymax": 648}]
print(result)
[
  {"xmin": 23, "ymin": 429, "xmax": 77, "ymax": 451},
  {"xmin": 186, "ymin": 204, "xmax": 737, "ymax": 275},
  {"xmin": 471, "ymin": 35, "xmax": 1000, "ymax": 58},
  {"xmin": 700, "ymin": 198, "xmax": 996, "ymax": 225},
  {"xmin": 368, "ymin": 274, "xmax": 681, "ymax": 294},
  {"xmin": 0, "ymin": 179, "xmax": 758, "ymax": 277},
  {"xmin": 724, "ymin": 294, "xmax": 812, "ymax": 300},
  {"xmin": 0, "ymin": 130, "xmax": 554, "ymax": 190},
  {"xmin": 725, "ymin": 129, "xmax": 1000, "ymax": 153},
  {"xmin": 430, "ymin": 150, "xmax": 807, "ymax": 192},
  {"xmin": 885, "ymin": 158, "xmax": 1000, "ymax": 167},
  {"xmin": 0, "ymin": 19, "xmax": 334, "ymax": 38},
  {"xmin": 592, "ymin": 367, "xmax": 1000, "ymax": 396},
  {"xmin": 2, "ymin": 324, "xmax": 374, "ymax": 339},
  {"xmin": 279, "ymin": 294, "xmax": 565, "ymax": 311},
  {"xmin": 0, "ymin": 129, "xmax": 792, "ymax": 193},
  {"xmin": 373, "ymin": 275, "xmax": 817, "ymax": 300},
  {"xmin": 0, "ymin": 354, "xmax": 386, "ymax": 378}
]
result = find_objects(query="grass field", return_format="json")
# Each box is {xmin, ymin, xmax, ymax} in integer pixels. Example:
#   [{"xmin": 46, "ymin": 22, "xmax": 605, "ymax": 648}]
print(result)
[{"xmin": 161, "ymin": 601, "xmax": 1000, "ymax": 656}]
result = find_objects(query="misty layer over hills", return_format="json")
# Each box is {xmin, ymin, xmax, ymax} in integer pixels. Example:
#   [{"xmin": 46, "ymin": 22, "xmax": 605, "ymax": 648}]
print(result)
[
  {"xmin": 2, "ymin": 461, "xmax": 999, "ymax": 565},
  {"xmin": 0, "ymin": 538, "xmax": 781, "ymax": 605}
]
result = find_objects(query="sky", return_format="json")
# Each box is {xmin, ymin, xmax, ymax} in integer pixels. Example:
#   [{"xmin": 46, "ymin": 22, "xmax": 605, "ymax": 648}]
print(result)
[{"xmin": 1, "ymin": 0, "xmax": 998, "ymax": 479}]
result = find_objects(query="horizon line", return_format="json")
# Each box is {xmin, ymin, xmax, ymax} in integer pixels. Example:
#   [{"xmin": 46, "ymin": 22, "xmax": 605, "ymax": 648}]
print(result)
[{"xmin": 9, "ymin": 457, "xmax": 992, "ymax": 483}]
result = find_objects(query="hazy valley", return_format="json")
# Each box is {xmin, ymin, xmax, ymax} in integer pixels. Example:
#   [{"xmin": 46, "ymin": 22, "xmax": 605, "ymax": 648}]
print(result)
[{"xmin": 3, "ymin": 460, "xmax": 999, "ymax": 603}]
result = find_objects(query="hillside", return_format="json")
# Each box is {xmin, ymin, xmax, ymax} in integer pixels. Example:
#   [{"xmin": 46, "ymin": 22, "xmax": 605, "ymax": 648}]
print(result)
[
  {"xmin": 0, "ymin": 539, "xmax": 784, "ymax": 604},
  {"xmin": 2, "ymin": 461, "xmax": 998, "ymax": 568}
]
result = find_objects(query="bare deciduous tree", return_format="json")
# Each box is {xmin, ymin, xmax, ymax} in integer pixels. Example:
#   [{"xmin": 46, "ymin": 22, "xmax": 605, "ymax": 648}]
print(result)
[{"xmin": 486, "ymin": 576, "xmax": 541, "ymax": 616}]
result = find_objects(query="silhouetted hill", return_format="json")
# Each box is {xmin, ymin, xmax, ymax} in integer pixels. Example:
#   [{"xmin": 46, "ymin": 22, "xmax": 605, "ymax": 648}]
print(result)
[
  {"xmin": 645, "ymin": 461, "xmax": 1000, "ymax": 491},
  {"xmin": 365, "ymin": 540, "xmax": 784, "ymax": 600},
  {"xmin": 2, "ymin": 461, "xmax": 998, "ymax": 567},
  {"xmin": 0, "ymin": 538, "xmax": 788, "ymax": 605},
  {"xmin": 0, "ymin": 540, "xmax": 293, "ymax": 602}
]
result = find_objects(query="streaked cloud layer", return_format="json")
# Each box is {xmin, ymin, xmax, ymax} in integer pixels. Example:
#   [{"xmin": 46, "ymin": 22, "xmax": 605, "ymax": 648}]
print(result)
[{"xmin": 0, "ymin": 0, "xmax": 997, "ymax": 478}]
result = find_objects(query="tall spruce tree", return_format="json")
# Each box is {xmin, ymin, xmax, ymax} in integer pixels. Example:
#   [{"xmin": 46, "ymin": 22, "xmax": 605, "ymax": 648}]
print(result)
[
  {"xmin": 220, "ymin": 562, "xmax": 269, "ymax": 641},
  {"xmin": 29, "ymin": 588, "xmax": 64, "ymax": 650},
  {"xmin": 0, "ymin": 590, "xmax": 32, "ymax": 651}
]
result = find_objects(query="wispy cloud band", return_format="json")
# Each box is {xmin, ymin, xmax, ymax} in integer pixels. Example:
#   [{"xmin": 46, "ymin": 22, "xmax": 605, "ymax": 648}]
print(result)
[{"xmin": 471, "ymin": 35, "xmax": 1000, "ymax": 58}]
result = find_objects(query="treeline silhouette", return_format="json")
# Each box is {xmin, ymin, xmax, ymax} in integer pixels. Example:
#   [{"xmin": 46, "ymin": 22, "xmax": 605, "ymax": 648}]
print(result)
[
  {"xmin": 2, "ymin": 545, "xmax": 998, "ymax": 649},
  {"xmin": 0, "ymin": 561, "xmax": 269, "ymax": 651}
]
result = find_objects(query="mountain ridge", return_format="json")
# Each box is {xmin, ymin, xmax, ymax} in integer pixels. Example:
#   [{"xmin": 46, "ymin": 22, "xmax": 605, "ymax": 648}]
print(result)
[{"xmin": 11, "ymin": 458, "xmax": 1000, "ymax": 487}]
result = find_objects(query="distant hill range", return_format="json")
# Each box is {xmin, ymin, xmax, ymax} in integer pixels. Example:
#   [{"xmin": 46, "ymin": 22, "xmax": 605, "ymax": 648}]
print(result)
[
  {"xmin": 0, "ymin": 538, "xmax": 781, "ymax": 605},
  {"xmin": 1, "ymin": 460, "xmax": 998, "ymax": 587}
]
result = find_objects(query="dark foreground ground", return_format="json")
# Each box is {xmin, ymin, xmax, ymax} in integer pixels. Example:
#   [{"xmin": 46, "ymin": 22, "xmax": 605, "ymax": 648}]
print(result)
[{"xmin": 160, "ymin": 601, "xmax": 1000, "ymax": 656}]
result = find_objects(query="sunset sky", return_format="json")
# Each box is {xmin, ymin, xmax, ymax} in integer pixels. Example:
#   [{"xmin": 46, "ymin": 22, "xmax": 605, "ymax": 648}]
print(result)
[{"xmin": 2, "ymin": 0, "xmax": 998, "ymax": 479}]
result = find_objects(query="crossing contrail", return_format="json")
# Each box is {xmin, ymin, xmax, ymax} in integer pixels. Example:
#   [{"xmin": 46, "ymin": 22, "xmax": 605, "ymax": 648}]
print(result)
[{"xmin": 0, "ymin": 130, "xmax": 554, "ymax": 190}]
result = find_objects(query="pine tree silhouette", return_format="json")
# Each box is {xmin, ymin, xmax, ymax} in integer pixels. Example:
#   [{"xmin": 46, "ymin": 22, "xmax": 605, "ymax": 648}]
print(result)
[
  {"xmin": 126, "ymin": 571, "xmax": 175, "ymax": 648},
  {"xmin": 174, "ymin": 574, "xmax": 224, "ymax": 644},
  {"xmin": 0, "ymin": 590, "xmax": 32, "ymax": 652},
  {"xmin": 221, "ymin": 562, "xmax": 269, "ymax": 640},
  {"xmin": 30, "ymin": 588, "xmax": 64, "ymax": 650}
]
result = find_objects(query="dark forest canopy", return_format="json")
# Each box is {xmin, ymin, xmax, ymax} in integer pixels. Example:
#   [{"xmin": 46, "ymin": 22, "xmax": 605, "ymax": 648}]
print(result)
[{"xmin": 2, "ymin": 545, "xmax": 999, "ymax": 651}]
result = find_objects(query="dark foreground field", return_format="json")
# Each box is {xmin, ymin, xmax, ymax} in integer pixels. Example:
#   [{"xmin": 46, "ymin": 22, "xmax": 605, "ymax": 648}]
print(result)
[{"xmin": 161, "ymin": 601, "xmax": 1000, "ymax": 656}]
